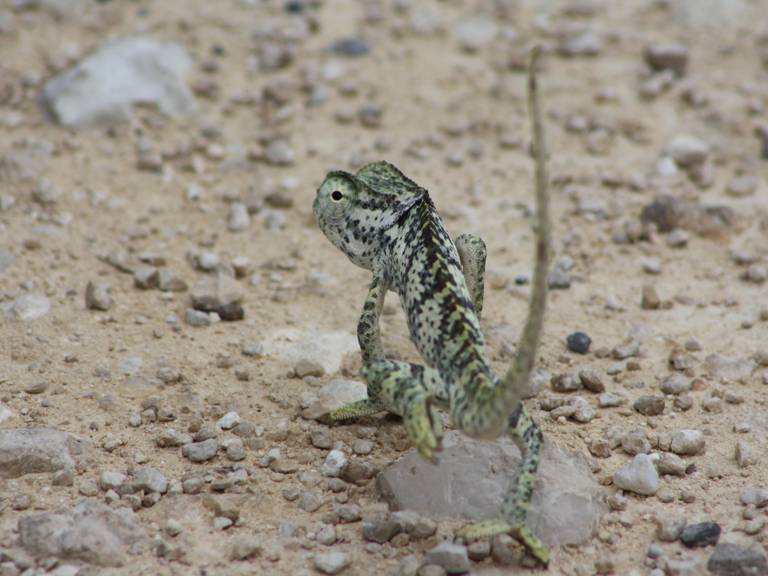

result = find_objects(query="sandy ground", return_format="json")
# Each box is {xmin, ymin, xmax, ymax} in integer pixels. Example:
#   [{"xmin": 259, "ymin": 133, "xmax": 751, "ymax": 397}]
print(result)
[{"xmin": 1, "ymin": 0, "xmax": 768, "ymax": 574}]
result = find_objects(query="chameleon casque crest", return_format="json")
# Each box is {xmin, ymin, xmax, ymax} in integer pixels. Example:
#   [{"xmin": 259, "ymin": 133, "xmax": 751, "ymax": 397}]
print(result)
[{"xmin": 313, "ymin": 51, "xmax": 551, "ymax": 564}]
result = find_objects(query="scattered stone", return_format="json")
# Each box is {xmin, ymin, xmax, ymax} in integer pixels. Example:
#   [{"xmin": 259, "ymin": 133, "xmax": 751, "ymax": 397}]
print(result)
[
  {"xmin": 559, "ymin": 30, "xmax": 602, "ymax": 57},
  {"xmin": 85, "ymin": 282, "xmax": 113, "ymax": 311},
  {"xmin": 362, "ymin": 516, "xmax": 401, "ymax": 544},
  {"xmin": 4, "ymin": 294, "xmax": 50, "ymax": 321},
  {"xmin": 190, "ymin": 274, "xmax": 243, "ymax": 312},
  {"xmin": 641, "ymin": 285, "xmax": 661, "ymax": 310},
  {"xmin": 24, "ymin": 381, "xmax": 49, "ymax": 395},
  {"xmin": 579, "ymin": 369, "xmax": 605, "ymax": 393},
  {"xmin": 321, "ymin": 449, "xmax": 348, "ymax": 478},
  {"xmin": 182, "ymin": 439, "xmax": 218, "ymax": 462},
  {"xmin": 453, "ymin": 15, "xmax": 498, "ymax": 52},
  {"xmin": 727, "ymin": 175, "xmax": 759, "ymax": 198},
  {"xmin": 228, "ymin": 203, "xmax": 250, "ymax": 232},
  {"xmin": 705, "ymin": 354, "xmax": 755, "ymax": 381},
  {"xmin": 18, "ymin": 500, "xmax": 145, "ymax": 566},
  {"xmin": 680, "ymin": 521, "xmax": 721, "ymax": 548},
  {"xmin": 621, "ymin": 430, "xmax": 651, "ymax": 455},
  {"xmin": 42, "ymin": 37, "xmax": 194, "ymax": 127},
  {"xmin": 314, "ymin": 551, "xmax": 351, "ymax": 574},
  {"xmin": 99, "ymin": 471, "xmax": 127, "ymax": 491},
  {"xmin": 644, "ymin": 43, "xmax": 688, "ymax": 76},
  {"xmin": 656, "ymin": 514, "xmax": 687, "ymax": 542},
  {"xmin": 657, "ymin": 453, "xmax": 687, "ymax": 476},
  {"xmin": 613, "ymin": 454, "xmax": 659, "ymax": 496},
  {"xmin": 660, "ymin": 373, "xmax": 692, "ymax": 395},
  {"xmin": 133, "ymin": 266, "xmax": 159, "ymax": 289},
  {"xmin": 707, "ymin": 543, "xmax": 768, "ymax": 576},
  {"xmin": 612, "ymin": 340, "xmax": 640, "ymax": 360},
  {"xmin": 741, "ymin": 487, "xmax": 768, "ymax": 508},
  {"xmin": 736, "ymin": 441, "xmax": 755, "ymax": 468},
  {"xmin": 157, "ymin": 270, "xmax": 187, "ymax": 292},
  {"xmin": 633, "ymin": 395, "xmax": 665, "ymax": 416},
  {"xmin": 551, "ymin": 373, "xmax": 582, "ymax": 393},
  {"xmin": 670, "ymin": 429, "xmax": 705, "ymax": 455},
  {"xmin": 423, "ymin": 542, "xmax": 470, "ymax": 574},
  {"xmin": 295, "ymin": 359, "xmax": 325, "ymax": 378},
  {"xmin": 133, "ymin": 467, "xmax": 168, "ymax": 494},
  {"xmin": 0, "ymin": 427, "xmax": 88, "ymax": 478},
  {"xmin": 331, "ymin": 37, "xmax": 370, "ymax": 57},
  {"xmin": 666, "ymin": 135, "xmax": 709, "ymax": 168},
  {"xmin": 264, "ymin": 140, "xmax": 295, "ymax": 166},
  {"xmin": 185, "ymin": 308, "xmax": 218, "ymax": 327},
  {"xmin": 378, "ymin": 433, "xmax": 604, "ymax": 545},
  {"xmin": 566, "ymin": 332, "xmax": 592, "ymax": 354},
  {"xmin": 217, "ymin": 412, "xmax": 240, "ymax": 430}
]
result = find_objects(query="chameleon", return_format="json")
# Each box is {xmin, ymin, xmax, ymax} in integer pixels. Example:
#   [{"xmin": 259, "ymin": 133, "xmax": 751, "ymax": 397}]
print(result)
[{"xmin": 312, "ymin": 50, "xmax": 551, "ymax": 564}]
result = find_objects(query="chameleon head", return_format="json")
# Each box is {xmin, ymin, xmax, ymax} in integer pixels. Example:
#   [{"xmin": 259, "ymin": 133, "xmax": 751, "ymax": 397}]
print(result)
[{"xmin": 314, "ymin": 169, "xmax": 410, "ymax": 270}]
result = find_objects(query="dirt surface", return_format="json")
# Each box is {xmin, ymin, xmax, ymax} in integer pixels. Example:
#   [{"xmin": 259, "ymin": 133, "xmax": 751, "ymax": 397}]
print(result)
[{"xmin": 1, "ymin": 0, "xmax": 768, "ymax": 575}]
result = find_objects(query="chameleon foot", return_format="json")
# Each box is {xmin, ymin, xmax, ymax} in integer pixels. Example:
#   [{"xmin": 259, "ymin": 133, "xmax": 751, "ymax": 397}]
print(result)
[
  {"xmin": 403, "ymin": 396, "xmax": 443, "ymax": 462},
  {"xmin": 456, "ymin": 519, "xmax": 550, "ymax": 566},
  {"xmin": 324, "ymin": 399, "xmax": 383, "ymax": 424}
]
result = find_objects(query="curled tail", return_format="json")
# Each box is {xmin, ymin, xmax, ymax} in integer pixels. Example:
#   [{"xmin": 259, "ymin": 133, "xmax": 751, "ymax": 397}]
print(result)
[{"xmin": 500, "ymin": 47, "xmax": 551, "ymax": 416}]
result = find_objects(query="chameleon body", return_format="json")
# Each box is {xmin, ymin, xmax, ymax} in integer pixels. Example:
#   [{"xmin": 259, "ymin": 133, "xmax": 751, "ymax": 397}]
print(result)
[{"xmin": 312, "ymin": 53, "xmax": 550, "ymax": 564}]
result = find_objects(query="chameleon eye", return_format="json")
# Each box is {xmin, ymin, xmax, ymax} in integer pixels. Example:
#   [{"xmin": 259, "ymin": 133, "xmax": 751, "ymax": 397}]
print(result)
[{"xmin": 331, "ymin": 190, "xmax": 343, "ymax": 201}]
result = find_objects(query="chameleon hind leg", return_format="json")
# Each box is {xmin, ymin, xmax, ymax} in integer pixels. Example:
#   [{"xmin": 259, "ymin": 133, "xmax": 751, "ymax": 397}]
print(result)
[
  {"xmin": 365, "ymin": 359, "xmax": 448, "ymax": 462},
  {"xmin": 329, "ymin": 274, "xmax": 388, "ymax": 421},
  {"xmin": 455, "ymin": 233, "xmax": 487, "ymax": 319},
  {"xmin": 456, "ymin": 404, "xmax": 550, "ymax": 565}
]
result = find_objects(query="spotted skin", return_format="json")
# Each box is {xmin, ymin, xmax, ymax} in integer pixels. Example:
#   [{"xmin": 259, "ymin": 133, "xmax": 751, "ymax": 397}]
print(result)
[{"xmin": 312, "ymin": 50, "xmax": 550, "ymax": 564}]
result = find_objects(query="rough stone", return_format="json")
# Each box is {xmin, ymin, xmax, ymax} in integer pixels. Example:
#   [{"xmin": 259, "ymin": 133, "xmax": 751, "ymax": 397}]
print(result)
[
  {"xmin": 182, "ymin": 439, "xmax": 218, "ymax": 462},
  {"xmin": 423, "ymin": 542, "xmax": 470, "ymax": 574},
  {"xmin": 314, "ymin": 551, "xmax": 351, "ymax": 574},
  {"xmin": 18, "ymin": 500, "xmax": 145, "ymax": 566},
  {"xmin": 4, "ymin": 294, "xmax": 50, "ymax": 321},
  {"xmin": 378, "ymin": 433, "xmax": 604, "ymax": 545},
  {"xmin": 613, "ymin": 454, "xmax": 659, "ymax": 496},
  {"xmin": 304, "ymin": 379, "xmax": 367, "ymax": 420},
  {"xmin": 670, "ymin": 429, "xmax": 705, "ymax": 455},
  {"xmin": 133, "ymin": 467, "xmax": 168, "ymax": 494},
  {"xmin": 0, "ymin": 427, "xmax": 88, "ymax": 478},
  {"xmin": 680, "ymin": 521, "xmax": 721, "ymax": 548},
  {"xmin": 707, "ymin": 543, "xmax": 768, "ymax": 576},
  {"xmin": 644, "ymin": 43, "xmax": 688, "ymax": 76},
  {"xmin": 265, "ymin": 328, "xmax": 358, "ymax": 377},
  {"xmin": 42, "ymin": 37, "xmax": 194, "ymax": 127},
  {"xmin": 85, "ymin": 281, "xmax": 113, "ymax": 311}
]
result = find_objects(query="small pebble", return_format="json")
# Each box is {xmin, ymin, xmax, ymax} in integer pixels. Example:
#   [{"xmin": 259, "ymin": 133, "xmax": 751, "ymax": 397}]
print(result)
[
  {"xmin": 680, "ymin": 522, "xmax": 721, "ymax": 548},
  {"xmin": 566, "ymin": 331, "xmax": 592, "ymax": 354}
]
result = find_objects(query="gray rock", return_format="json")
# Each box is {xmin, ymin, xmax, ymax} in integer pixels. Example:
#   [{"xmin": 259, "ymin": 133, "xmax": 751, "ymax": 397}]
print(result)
[
  {"xmin": 133, "ymin": 467, "xmax": 168, "ymax": 494},
  {"xmin": 182, "ymin": 439, "xmax": 218, "ymax": 462},
  {"xmin": 0, "ymin": 427, "xmax": 88, "ymax": 478},
  {"xmin": 727, "ymin": 175, "xmax": 758, "ymax": 198},
  {"xmin": 43, "ymin": 37, "xmax": 194, "ymax": 127},
  {"xmin": 314, "ymin": 551, "xmax": 351, "ymax": 574},
  {"xmin": 185, "ymin": 308, "xmax": 218, "ymax": 327},
  {"xmin": 265, "ymin": 329, "xmax": 358, "ymax": 377},
  {"xmin": 657, "ymin": 453, "xmax": 687, "ymax": 476},
  {"xmin": 157, "ymin": 270, "xmax": 187, "ymax": 292},
  {"xmin": 666, "ymin": 135, "xmax": 709, "ymax": 168},
  {"xmin": 227, "ymin": 202, "xmax": 250, "ymax": 232},
  {"xmin": 613, "ymin": 454, "xmax": 659, "ymax": 496},
  {"xmin": 644, "ymin": 43, "xmax": 688, "ymax": 76},
  {"xmin": 633, "ymin": 395, "xmax": 665, "ymax": 416},
  {"xmin": 707, "ymin": 542, "xmax": 768, "ymax": 576},
  {"xmin": 217, "ymin": 411, "xmax": 240, "ymax": 430},
  {"xmin": 670, "ymin": 429, "xmax": 705, "ymax": 455},
  {"xmin": 190, "ymin": 274, "xmax": 243, "ymax": 310},
  {"xmin": 4, "ymin": 294, "xmax": 50, "ymax": 321},
  {"xmin": 0, "ymin": 248, "xmax": 15, "ymax": 274},
  {"xmin": 378, "ymin": 432, "xmax": 604, "ymax": 545},
  {"xmin": 99, "ymin": 471, "xmax": 126, "ymax": 491},
  {"xmin": 705, "ymin": 354, "xmax": 756, "ymax": 381},
  {"xmin": 85, "ymin": 281, "xmax": 113, "ymax": 311},
  {"xmin": 133, "ymin": 266, "xmax": 159, "ymax": 289},
  {"xmin": 558, "ymin": 30, "xmax": 602, "ymax": 57},
  {"xmin": 321, "ymin": 449, "xmax": 348, "ymax": 478},
  {"xmin": 656, "ymin": 514, "xmax": 687, "ymax": 542},
  {"xmin": 741, "ymin": 487, "xmax": 768, "ymax": 508},
  {"xmin": 18, "ymin": 500, "xmax": 145, "ymax": 566},
  {"xmin": 362, "ymin": 516, "xmax": 401, "ymax": 543},
  {"xmin": 264, "ymin": 140, "xmax": 295, "ymax": 166},
  {"xmin": 303, "ymin": 379, "xmax": 368, "ymax": 420},
  {"xmin": 454, "ymin": 15, "xmax": 498, "ymax": 52},
  {"xmin": 423, "ymin": 542, "xmax": 470, "ymax": 574},
  {"xmin": 660, "ymin": 373, "xmax": 691, "ymax": 395}
]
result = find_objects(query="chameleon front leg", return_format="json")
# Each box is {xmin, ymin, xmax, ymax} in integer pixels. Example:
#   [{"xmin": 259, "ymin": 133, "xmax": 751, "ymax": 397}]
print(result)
[
  {"xmin": 455, "ymin": 403, "xmax": 550, "ymax": 565},
  {"xmin": 329, "ymin": 274, "xmax": 388, "ymax": 421},
  {"xmin": 364, "ymin": 359, "xmax": 447, "ymax": 461},
  {"xmin": 455, "ymin": 233, "xmax": 487, "ymax": 319}
]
